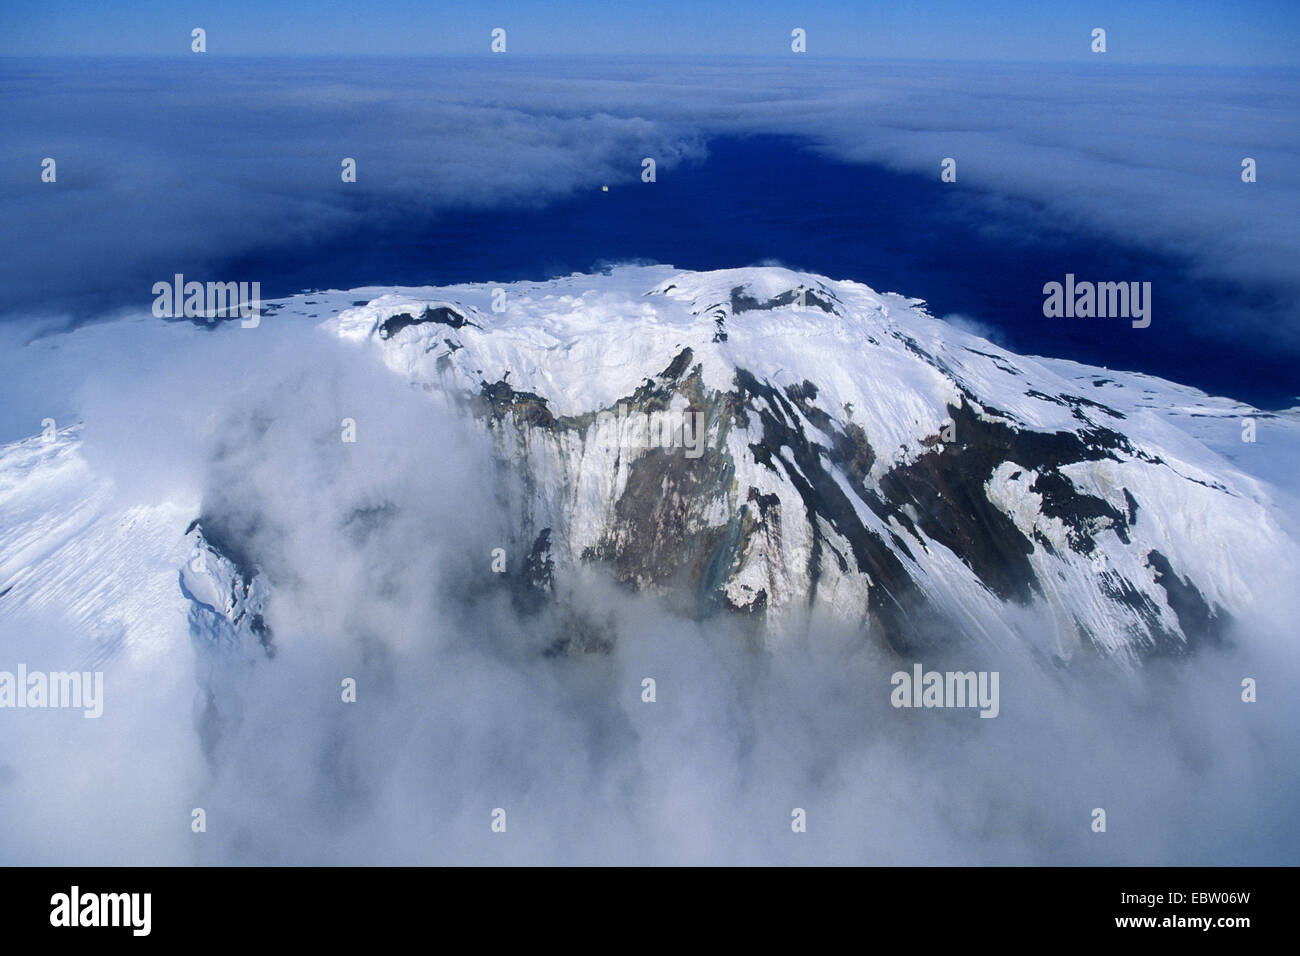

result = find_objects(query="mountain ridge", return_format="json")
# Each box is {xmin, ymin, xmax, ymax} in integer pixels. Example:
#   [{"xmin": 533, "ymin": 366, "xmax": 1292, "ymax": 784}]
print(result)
[{"xmin": 315, "ymin": 264, "xmax": 1297, "ymax": 664}]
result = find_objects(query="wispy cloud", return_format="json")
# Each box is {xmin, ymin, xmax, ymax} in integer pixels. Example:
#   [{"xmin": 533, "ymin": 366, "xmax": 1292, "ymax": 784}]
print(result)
[
  {"xmin": 1, "ymin": 312, "xmax": 1296, "ymax": 863},
  {"xmin": 3, "ymin": 59, "xmax": 1295, "ymax": 354}
]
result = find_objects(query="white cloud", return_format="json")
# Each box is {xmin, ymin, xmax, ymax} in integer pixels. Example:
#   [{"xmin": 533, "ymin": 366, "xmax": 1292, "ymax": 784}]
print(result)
[
  {"xmin": 0, "ymin": 309, "xmax": 1297, "ymax": 863},
  {"xmin": 2, "ymin": 59, "xmax": 1296, "ymax": 350}
]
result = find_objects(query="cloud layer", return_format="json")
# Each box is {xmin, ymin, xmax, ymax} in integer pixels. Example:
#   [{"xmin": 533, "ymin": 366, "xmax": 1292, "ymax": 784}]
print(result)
[
  {"xmin": 3, "ymin": 58, "xmax": 1297, "ymax": 360},
  {"xmin": 0, "ymin": 312, "xmax": 1296, "ymax": 864},
  {"xmin": 2, "ymin": 56, "xmax": 1298, "ymax": 863}
]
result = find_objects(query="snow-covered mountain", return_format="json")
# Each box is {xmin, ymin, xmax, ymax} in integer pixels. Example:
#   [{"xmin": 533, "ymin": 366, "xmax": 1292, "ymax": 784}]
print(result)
[
  {"xmin": 311, "ymin": 264, "xmax": 1296, "ymax": 665},
  {"xmin": 3, "ymin": 265, "xmax": 1297, "ymax": 680}
]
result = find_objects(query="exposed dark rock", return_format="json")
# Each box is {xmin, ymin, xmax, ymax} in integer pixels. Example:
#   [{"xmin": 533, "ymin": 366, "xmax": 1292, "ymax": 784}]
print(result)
[
  {"xmin": 732, "ymin": 367, "xmax": 925, "ymax": 650},
  {"xmin": 478, "ymin": 378, "xmax": 556, "ymax": 429},
  {"xmin": 513, "ymin": 528, "xmax": 555, "ymax": 616},
  {"xmin": 1123, "ymin": 488, "xmax": 1140, "ymax": 525},
  {"xmin": 876, "ymin": 395, "xmax": 1136, "ymax": 601},
  {"xmin": 730, "ymin": 284, "xmax": 836, "ymax": 315},
  {"xmin": 585, "ymin": 444, "xmax": 735, "ymax": 603},
  {"xmin": 378, "ymin": 304, "xmax": 475, "ymax": 340},
  {"xmin": 1025, "ymin": 388, "xmax": 1126, "ymax": 422},
  {"xmin": 1146, "ymin": 549, "xmax": 1229, "ymax": 653}
]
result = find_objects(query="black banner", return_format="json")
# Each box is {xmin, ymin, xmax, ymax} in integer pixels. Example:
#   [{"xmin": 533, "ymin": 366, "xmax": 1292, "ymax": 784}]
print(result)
[{"xmin": 0, "ymin": 866, "xmax": 1281, "ymax": 943}]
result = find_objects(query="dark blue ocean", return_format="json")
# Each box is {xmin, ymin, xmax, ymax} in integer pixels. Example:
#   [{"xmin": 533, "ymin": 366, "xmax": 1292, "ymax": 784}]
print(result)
[{"xmin": 225, "ymin": 134, "xmax": 1293, "ymax": 409}]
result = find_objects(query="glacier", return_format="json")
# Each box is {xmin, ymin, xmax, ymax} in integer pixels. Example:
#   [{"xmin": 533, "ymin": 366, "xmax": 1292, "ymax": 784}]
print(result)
[
  {"xmin": 1, "ymin": 264, "xmax": 1298, "ymax": 865},
  {"xmin": 319, "ymin": 264, "xmax": 1299, "ymax": 663}
]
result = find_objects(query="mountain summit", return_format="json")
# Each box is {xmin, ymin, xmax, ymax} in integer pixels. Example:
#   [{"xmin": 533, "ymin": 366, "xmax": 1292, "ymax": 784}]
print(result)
[{"xmin": 310, "ymin": 265, "xmax": 1297, "ymax": 664}]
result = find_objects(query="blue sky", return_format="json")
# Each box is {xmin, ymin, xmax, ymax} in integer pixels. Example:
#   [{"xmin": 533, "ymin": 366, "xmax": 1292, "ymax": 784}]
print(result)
[{"xmin": 1, "ymin": 0, "xmax": 1297, "ymax": 64}]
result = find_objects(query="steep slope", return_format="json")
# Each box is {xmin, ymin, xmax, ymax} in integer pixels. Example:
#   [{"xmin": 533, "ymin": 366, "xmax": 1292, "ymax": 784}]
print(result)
[
  {"xmin": 1, "ymin": 267, "xmax": 1293, "ymax": 677},
  {"xmin": 320, "ymin": 265, "xmax": 1298, "ymax": 664},
  {"xmin": 0, "ymin": 424, "xmax": 192, "ymax": 666}
]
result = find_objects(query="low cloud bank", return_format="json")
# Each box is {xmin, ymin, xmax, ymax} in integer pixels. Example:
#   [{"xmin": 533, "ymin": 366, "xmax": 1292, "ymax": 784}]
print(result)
[
  {"xmin": 0, "ymin": 314, "xmax": 1295, "ymax": 864},
  {"xmin": 3, "ymin": 59, "xmax": 1297, "ymax": 358}
]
